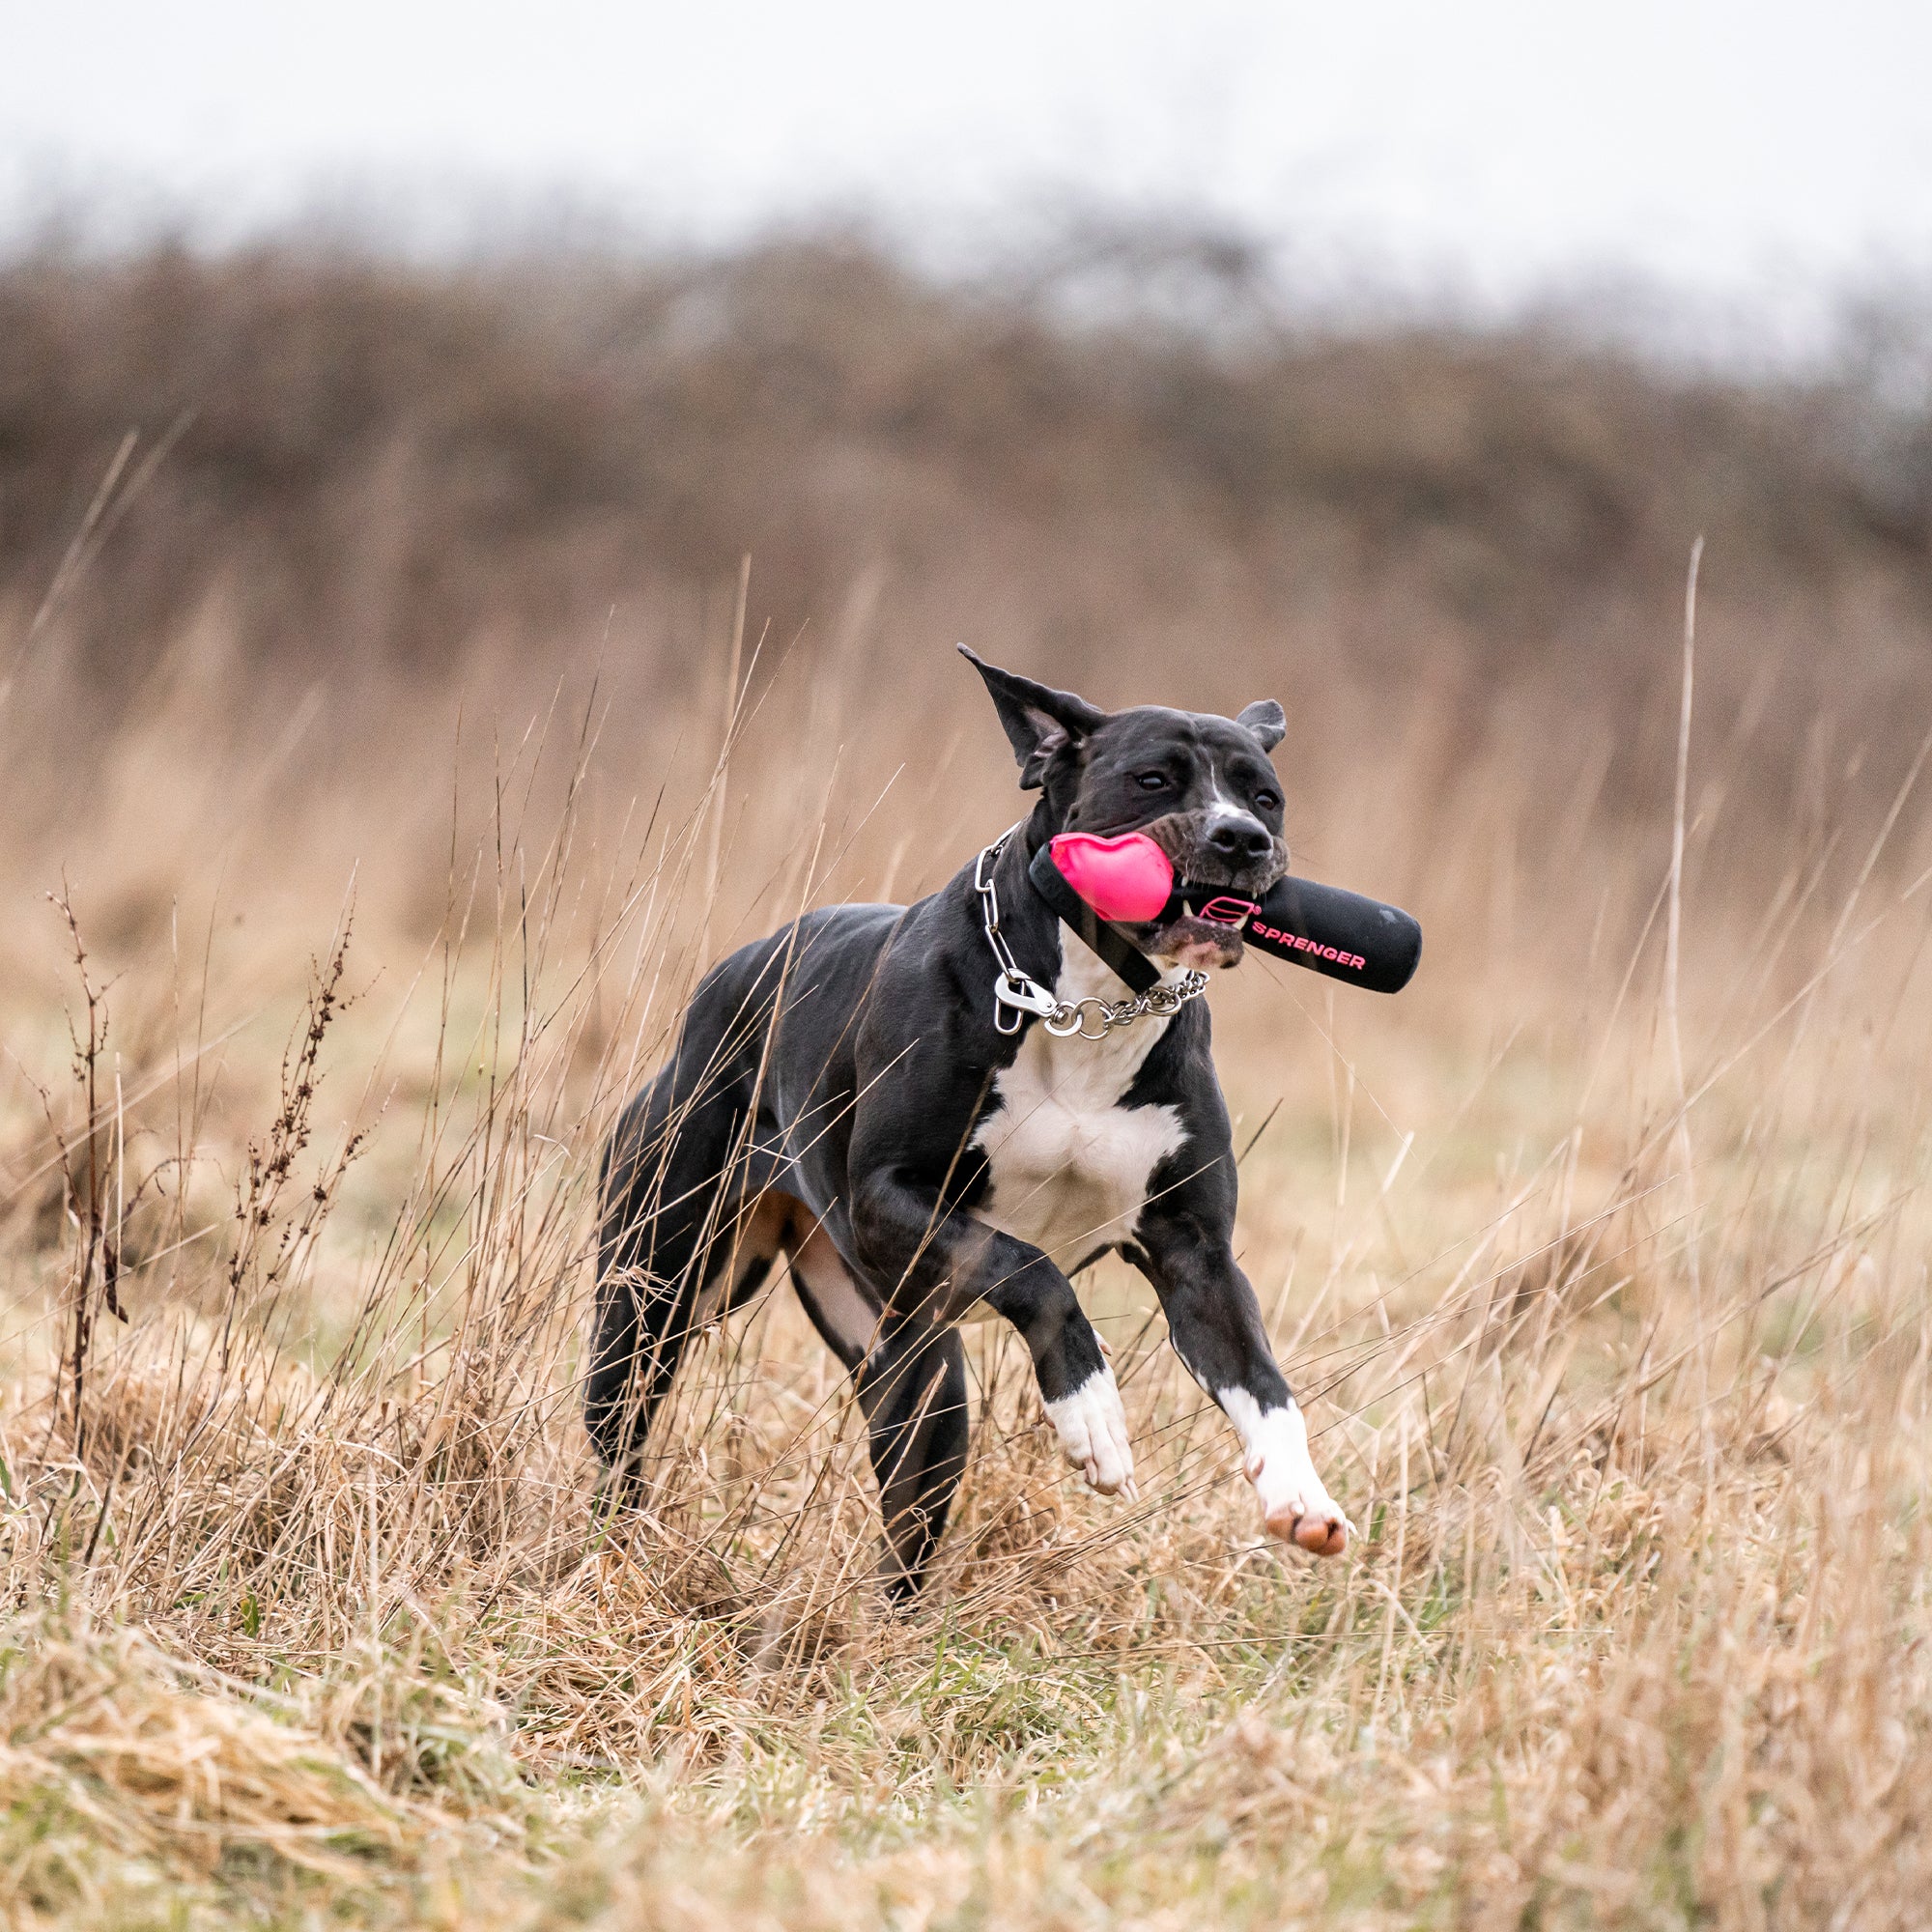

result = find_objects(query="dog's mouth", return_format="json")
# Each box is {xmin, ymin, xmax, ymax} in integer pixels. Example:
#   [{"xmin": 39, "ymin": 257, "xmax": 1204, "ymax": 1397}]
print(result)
[
  {"xmin": 1134, "ymin": 821, "xmax": 1288, "ymax": 971},
  {"xmin": 1144, "ymin": 910, "xmax": 1246, "ymax": 972},
  {"xmin": 1138, "ymin": 876, "xmax": 1282, "ymax": 975},
  {"xmin": 1049, "ymin": 816, "xmax": 1285, "ymax": 973}
]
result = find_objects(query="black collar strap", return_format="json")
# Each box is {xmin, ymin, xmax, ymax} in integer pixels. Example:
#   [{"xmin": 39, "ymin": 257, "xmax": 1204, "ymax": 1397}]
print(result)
[{"xmin": 1026, "ymin": 841, "xmax": 1164, "ymax": 996}]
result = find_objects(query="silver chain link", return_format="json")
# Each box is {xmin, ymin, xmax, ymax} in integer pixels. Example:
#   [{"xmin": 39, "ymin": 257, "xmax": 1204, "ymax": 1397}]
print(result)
[{"xmin": 974, "ymin": 828, "xmax": 1208, "ymax": 1039}]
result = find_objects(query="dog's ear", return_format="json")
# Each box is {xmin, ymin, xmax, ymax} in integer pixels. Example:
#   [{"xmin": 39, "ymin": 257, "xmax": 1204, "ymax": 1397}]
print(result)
[
  {"xmin": 958, "ymin": 645, "xmax": 1107, "ymax": 789},
  {"xmin": 1236, "ymin": 699, "xmax": 1287, "ymax": 752}
]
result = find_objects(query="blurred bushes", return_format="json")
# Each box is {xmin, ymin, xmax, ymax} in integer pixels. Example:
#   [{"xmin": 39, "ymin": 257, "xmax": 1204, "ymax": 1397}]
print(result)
[{"xmin": 3, "ymin": 228, "xmax": 1930, "ymax": 802}]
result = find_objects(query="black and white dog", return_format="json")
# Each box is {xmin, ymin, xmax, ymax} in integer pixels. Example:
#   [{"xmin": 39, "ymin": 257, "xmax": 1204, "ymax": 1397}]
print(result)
[{"xmin": 587, "ymin": 650, "xmax": 1350, "ymax": 1597}]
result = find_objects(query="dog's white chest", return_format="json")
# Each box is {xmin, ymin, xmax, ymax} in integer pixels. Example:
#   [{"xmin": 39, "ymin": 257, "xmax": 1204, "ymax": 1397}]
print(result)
[{"xmin": 971, "ymin": 941, "xmax": 1188, "ymax": 1268}]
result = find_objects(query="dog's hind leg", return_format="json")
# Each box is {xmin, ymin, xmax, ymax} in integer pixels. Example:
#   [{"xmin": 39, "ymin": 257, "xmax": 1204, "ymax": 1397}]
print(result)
[
  {"xmin": 586, "ymin": 1070, "xmax": 781, "ymax": 1493},
  {"xmin": 787, "ymin": 1217, "xmax": 886, "ymax": 1370},
  {"xmin": 787, "ymin": 1218, "xmax": 968, "ymax": 1599},
  {"xmin": 853, "ymin": 1322, "xmax": 970, "ymax": 1601}
]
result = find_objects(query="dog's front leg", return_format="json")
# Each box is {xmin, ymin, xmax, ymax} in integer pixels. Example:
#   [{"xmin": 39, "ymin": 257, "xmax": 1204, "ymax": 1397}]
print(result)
[
  {"xmin": 849, "ymin": 1167, "xmax": 1136, "ymax": 1496},
  {"xmin": 1133, "ymin": 1213, "xmax": 1350, "ymax": 1555},
  {"xmin": 981, "ymin": 1257, "xmax": 1138, "ymax": 1499}
]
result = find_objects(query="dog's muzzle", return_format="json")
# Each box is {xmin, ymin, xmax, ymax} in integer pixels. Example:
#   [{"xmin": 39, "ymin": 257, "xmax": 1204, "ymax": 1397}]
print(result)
[{"xmin": 1141, "ymin": 814, "xmax": 1287, "ymax": 971}]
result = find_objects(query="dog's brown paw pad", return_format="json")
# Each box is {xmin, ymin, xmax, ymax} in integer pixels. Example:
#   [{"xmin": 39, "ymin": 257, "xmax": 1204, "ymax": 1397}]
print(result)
[{"xmin": 1267, "ymin": 1506, "xmax": 1349, "ymax": 1557}]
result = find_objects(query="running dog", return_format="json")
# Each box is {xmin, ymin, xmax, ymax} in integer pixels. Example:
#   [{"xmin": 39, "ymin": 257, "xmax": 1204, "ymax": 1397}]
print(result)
[{"xmin": 587, "ymin": 649, "xmax": 1350, "ymax": 1596}]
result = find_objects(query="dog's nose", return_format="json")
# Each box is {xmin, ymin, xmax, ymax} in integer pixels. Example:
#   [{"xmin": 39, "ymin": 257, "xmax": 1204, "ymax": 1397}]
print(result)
[{"xmin": 1208, "ymin": 815, "xmax": 1273, "ymax": 865}]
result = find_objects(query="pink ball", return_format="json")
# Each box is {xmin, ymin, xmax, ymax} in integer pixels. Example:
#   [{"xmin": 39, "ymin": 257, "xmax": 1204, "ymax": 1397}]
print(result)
[{"xmin": 1048, "ymin": 832, "xmax": 1176, "ymax": 923}]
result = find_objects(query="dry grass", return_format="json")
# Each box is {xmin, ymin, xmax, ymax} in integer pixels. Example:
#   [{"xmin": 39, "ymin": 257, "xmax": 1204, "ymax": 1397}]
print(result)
[{"xmin": 2, "ymin": 239, "xmax": 1931, "ymax": 1927}]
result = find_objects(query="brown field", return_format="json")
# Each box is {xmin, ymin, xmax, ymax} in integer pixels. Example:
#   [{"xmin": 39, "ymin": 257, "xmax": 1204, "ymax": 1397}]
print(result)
[{"xmin": 2, "ymin": 235, "xmax": 1930, "ymax": 1929}]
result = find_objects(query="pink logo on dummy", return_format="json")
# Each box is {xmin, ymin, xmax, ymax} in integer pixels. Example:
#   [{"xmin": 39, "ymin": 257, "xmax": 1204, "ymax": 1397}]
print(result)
[{"xmin": 1196, "ymin": 895, "xmax": 1257, "ymax": 926}]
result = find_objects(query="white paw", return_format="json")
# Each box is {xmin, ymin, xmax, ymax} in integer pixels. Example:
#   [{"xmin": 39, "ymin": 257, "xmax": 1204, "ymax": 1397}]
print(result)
[
  {"xmin": 1045, "ymin": 1367, "xmax": 1138, "ymax": 1498},
  {"xmin": 1223, "ymin": 1393, "xmax": 1350, "ymax": 1557}
]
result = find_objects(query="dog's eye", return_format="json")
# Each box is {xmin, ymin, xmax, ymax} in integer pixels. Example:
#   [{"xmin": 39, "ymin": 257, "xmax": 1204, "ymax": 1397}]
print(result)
[
  {"xmin": 1254, "ymin": 789, "xmax": 1280, "ymax": 812},
  {"xmin": 1135, "ymin": 772, "xmax": 1170, "ymax": 793}
]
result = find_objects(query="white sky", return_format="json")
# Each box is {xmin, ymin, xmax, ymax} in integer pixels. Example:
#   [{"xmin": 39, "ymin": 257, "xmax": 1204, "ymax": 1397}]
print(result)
[{"xmin": 4, "ymin": 0, "xmax": 1929, "ymax": 327}]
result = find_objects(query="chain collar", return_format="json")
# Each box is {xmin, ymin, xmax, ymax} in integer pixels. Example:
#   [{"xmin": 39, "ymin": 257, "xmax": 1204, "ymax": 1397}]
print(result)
[{"xmin": 974, "ymin": 827, "xmax": 1208, "ymax": 1039}]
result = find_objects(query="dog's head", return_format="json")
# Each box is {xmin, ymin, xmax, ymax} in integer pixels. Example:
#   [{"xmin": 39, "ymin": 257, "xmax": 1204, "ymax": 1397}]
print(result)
[{"xmin": 961, "ymin": 646, "xmax": 1289, "ymax": 972}]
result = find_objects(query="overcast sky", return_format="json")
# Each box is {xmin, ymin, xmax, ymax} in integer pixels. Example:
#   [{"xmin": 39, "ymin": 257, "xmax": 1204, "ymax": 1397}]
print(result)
[{"xmin": 5, "ymin": 0, "xmax": 1929, "ymax": 335}]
